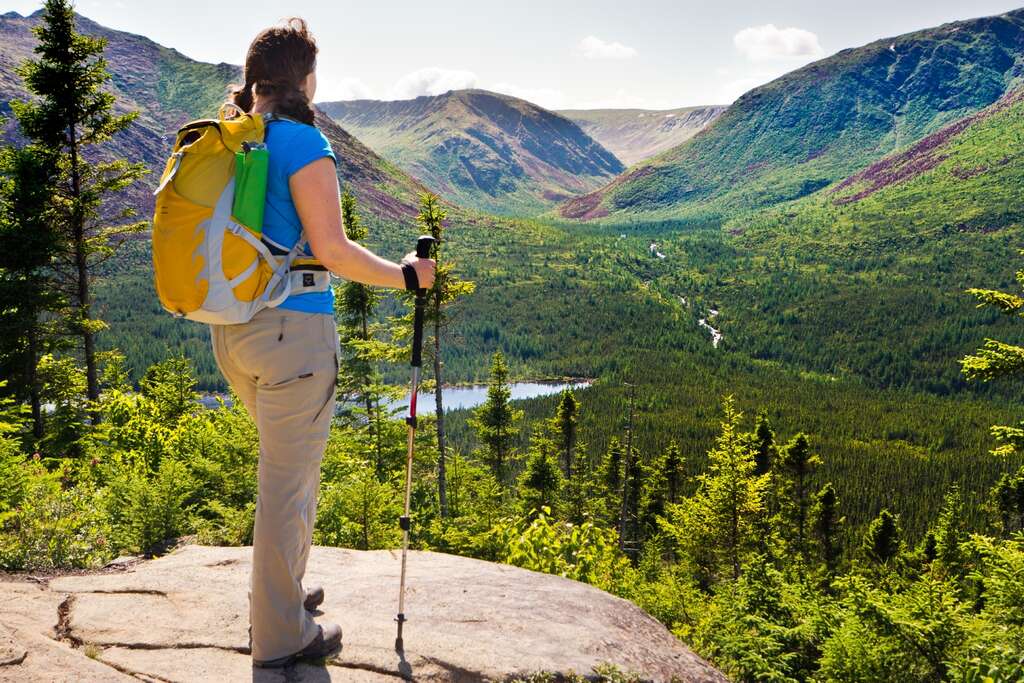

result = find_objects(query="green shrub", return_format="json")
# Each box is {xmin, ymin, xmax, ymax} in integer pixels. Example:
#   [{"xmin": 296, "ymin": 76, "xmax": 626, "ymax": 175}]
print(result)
[
  {"xmin": 494, "ymin": 508, "xmax": 636, "ymax": 593},
  {"xmin": 0, "ymin": 460, "xmax": 111, "ymax": 570},
  {"xmin": 102, "ymin": 454, "xmax": 194, "ymax": 555},
  {"xmin": 314, "ymin": 461, "xmax": 401, "ymax": 550}
]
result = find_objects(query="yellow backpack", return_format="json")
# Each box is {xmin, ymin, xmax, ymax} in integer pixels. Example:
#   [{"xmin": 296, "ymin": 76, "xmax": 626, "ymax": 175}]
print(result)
[{"xmin": 151, "ymin": 107, "xmax": 328, "ymax": 324}]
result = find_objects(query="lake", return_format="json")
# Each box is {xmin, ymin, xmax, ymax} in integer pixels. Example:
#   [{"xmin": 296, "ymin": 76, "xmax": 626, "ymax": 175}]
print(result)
[
  {"xmin": 394, "ymin": 380, "xmax": 591, "ymax": 415},
  {"xmin": 198, "ymin": 380, "xmax": 591, "ymax": 414}
]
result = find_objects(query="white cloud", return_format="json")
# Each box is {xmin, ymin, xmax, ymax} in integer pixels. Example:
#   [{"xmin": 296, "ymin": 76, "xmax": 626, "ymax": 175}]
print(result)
[
  {"xmin": 388, "ymin": 67, "xmax": 479, "ymax": 99},
  {"xmin": 318, "ymin": 76, "xmax": 375, "ymax": 102},
  {"xmin": 490, "ymin": 82, "xmax": 569, "ymax": 110},
  {"xmin": 577, "ymin": 35, "xmax": 637, "ymax": 60},
  {"xmin": 733, "ymin": 24, "xmax": 823, "ymax": 62}
]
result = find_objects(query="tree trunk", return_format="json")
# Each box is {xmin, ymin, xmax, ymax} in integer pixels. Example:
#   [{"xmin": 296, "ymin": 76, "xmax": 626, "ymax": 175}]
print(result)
[
  {"xmin": 619, "ymin": 385, "xmax": 635, "ymax": 553},
  {"xmin": 731, "ymin": 488, "xmax": 740, "ymax": 580},
  {"xmin": 68, "ymin": 127, "xmax": 99, "ymax": 410},
  {"xmin": 797, "ymin": 471, "xmax": 806, "ymax": 559},
  {"xmin": 361, "ymin": 311, "xmax": 381, "ymax": 473},
  {"xmin": 434, "ymin": 307, "xmax": 448, "ymax": 517},
  {"xmin": 27, "ymin": 324, "xmax": 43, "ymax": 440}
]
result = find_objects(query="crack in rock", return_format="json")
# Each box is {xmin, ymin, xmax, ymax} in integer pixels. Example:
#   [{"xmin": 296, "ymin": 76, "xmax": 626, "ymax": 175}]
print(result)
[
  {"xmin": 83, "ymin": 589, "xmax": 169, "ymax": 597},
  {"xmin": 325, "ymin": 657, "xmax": 411, "ymax": 680},
  {"xmin": 94, "ymin": 652, "xmax": 173, "ymax": 682},
  {"xmin": 54, "ymin": 594, "xmax": 81, "ymax": 647},
  {"xmin": 91, "ymin": 642, "xmax": 250, "ymax": 654}
]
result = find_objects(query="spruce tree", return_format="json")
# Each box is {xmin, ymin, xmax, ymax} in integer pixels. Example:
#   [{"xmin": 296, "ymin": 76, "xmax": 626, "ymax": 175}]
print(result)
[
  {"xmin": 0, "ymin": 143, "xmax": 63, "ymax": 439},
  {"xmin": 639, "ymin": 449, "xmax": 668, "ymax": 544},
  {"xmin": 810, "ymin": 482, "xmax": 843, "ymax": 578},
  {"xmin": 777, "ymin": 432, "xmax": 820, "ymax": 560},
  {"xmin": 752, "ymin": 411, "xmax": 776, "ymax": 476},
  {"xmin": 468, "ymin": 351, "xmax": 521, "ymax": 487},
  {"xmin": 553, "ymin": 389, "xmax": 578, "ymax": 479},
  {"xmin": 11, "ymin": 0, "xmax": 147, "ymax": 407},
  {"xmin": 335, "ymin": 190, "xmax": 388, "ymax": 470},
  {"xmin": 553, "ymin": 390, "xmax": 590, "ymax": 525},
  {"xmin": 417, "ymin": 192, "xmax": 474, "ymax": 516},
  {"xmin": 619, "ymin": 382, "xmax": 642, "ymax": 557},
  {"xmin": 597, "ymin": 437, "xmax": 624, "ymax": 529},
  {"xmin": 663, "ymin": 440, "xmax": 684, "ymax": 504},
  {"xmin": 519, "ymin": 429, "xmax": 563, "ymax": 518},
  {"xmin": 932, "ymin": 487, "xmax": 968, "ymax": 577},
  {"xmin": 991, "ymin": 466, "xmax": 1024, "ymax": 536},
  {"xmin": 563, "ymin": 444, "xmax": 591, "ymax": 525},
  {"xmin": 863, "ymin": 508, "xmax": 901, "ymax": 565},
  {"xmin": 621, "ymin": 439, "xmax": 643, "ymax": 559},
  {"xmin": 665, "ymin": 397, "xmax": 768, "ymax": 581}
]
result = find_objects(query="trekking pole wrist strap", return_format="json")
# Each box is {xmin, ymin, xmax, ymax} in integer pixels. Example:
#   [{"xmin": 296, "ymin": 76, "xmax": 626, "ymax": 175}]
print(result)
[{"xmin": 401, "ymin": 262, "xmax": 419, "ymax": 291}]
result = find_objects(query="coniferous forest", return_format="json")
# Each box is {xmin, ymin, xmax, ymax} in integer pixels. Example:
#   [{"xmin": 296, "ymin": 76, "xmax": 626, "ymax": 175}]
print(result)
[{"xmin": 2, "ymin": 2, "xmax": 1024, "ymax": 681}]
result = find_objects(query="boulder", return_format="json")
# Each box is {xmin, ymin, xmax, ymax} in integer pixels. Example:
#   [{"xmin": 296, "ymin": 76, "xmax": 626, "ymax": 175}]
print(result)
[{"xmin": 0, "ymin": 545, "xmax": 726, "ymax": 682}]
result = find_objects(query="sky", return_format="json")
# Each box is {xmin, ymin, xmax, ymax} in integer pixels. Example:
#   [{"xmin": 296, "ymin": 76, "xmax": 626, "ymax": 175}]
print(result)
[{"xmin": 4, "ymin": 0, "xmax": 1022, "ymax": 109}]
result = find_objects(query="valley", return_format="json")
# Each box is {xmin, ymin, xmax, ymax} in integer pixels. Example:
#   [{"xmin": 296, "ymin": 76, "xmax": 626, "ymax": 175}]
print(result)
[
  {"xmin": 557, "ymin": 105, "xmax": 725, "ymax": 166},
  {"xmin": 3, "ymin": 4, "xmax": 1024, "ymax": 678},
  {"xmin": 2, "ymin": 3, "xmax": 1013, "ymax": 534}
]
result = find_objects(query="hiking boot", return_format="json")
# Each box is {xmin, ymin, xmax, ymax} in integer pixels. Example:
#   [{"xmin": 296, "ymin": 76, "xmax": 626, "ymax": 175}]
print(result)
[
  {"xmin": 246, "ymin": 588, "xmax": 325, "ymax": 653},
  {"xmin": 304, "ymin": 585, "xmax": 324, "ymax": 612},
  {"xmin": 252, "ymin": 623, "xmax": 342, "ymax": 668}
]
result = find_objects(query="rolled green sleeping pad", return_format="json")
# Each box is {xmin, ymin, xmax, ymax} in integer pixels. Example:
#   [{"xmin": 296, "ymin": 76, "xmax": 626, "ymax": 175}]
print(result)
[{"xmin": 233, "ymin": 142, "xmax": 268, "ymax": 234}]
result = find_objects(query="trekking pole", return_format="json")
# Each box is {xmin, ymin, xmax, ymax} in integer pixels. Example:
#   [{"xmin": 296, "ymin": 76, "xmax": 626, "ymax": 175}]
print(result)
[{"xmin": 395, "ymin": 234, "xmax": 435, "ymax": 652}]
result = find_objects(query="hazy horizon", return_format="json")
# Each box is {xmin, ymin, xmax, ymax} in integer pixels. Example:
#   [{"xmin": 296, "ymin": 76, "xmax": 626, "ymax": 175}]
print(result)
[{"xmin": 3, "ymin": 1, "xmax": 1021, "ymax": 110}]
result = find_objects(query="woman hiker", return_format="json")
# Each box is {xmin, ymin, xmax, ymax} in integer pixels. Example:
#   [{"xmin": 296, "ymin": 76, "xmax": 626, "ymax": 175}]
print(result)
[{"xmin": 209, "ymin": 18, "xmax": 436, "ymax": 668}]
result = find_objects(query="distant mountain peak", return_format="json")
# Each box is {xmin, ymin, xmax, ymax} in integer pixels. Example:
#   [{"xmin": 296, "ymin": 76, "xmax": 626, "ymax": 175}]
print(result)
[
  {"xmin": 558, "ymin": 105, "xmax": 726, "ymax": 166},
  {"xmin": 320, "ymin": 88, "xmax": 624, "ymax": 215}
]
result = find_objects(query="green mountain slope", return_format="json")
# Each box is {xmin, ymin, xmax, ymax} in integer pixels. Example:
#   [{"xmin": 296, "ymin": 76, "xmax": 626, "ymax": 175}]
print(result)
[
  {"xmin": 319, "ymin": 90, "xmax": 624, "ymax": 216},
  {"xmin": 0, "ymin": 10, "xmax": 428, "ymax": 220},
  {"xmin": 614, "ymin": 87, "xmax": 1024, "ymax": 398},
  {"xmin": 740, "ymin": 87, "xmax": 1024, "ymax": 240},
  {"xmin": 560, "ymin": 7, "xmax": 1024, "ymax": 222},
  {"xmin": 556, "ymin": 105, "xmax": 725, "ymax": 166},
  {"xmin": 721, "ymin": 87, "xmax": 1024, "ymax": 389}
]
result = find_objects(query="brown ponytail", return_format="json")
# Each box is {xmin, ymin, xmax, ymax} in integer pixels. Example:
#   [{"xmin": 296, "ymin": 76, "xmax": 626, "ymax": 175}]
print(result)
[{"xmin": 229, "ymin": 17, "xmax": 317, "ymax": 125}]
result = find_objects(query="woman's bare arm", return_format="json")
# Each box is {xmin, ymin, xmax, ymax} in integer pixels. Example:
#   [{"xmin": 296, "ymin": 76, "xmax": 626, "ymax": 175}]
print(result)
[{"xmin": 290, "ymin": 157, "xmax": 434, "ymax": 289}]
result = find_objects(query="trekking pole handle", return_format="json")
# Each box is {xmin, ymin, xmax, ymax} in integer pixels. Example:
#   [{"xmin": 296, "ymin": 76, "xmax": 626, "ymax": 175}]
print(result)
[{"xmin": 410, "ymin": 235, "xmax": 435, "ymax": 369}]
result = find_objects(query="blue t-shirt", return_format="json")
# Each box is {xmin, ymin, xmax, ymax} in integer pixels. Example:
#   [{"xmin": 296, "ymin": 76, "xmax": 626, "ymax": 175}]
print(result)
[{"xmin": 263, "ymin": 118, "xmax": 336, "ymax": 314}]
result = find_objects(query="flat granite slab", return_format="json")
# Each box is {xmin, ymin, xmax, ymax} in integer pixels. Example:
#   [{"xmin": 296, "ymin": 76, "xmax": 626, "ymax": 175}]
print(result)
[{"xmin": 0, "ymin": 544, "xmax": 726, "ymax": 682}]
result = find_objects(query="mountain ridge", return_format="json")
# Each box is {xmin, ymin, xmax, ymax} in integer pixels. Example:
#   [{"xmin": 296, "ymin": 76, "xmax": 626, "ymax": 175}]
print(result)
[
  {"xmin": 0, "ymin": 10, "xmax": 428, "ymax": 220},
  {"xmin": 556, "ymin": 105, "xmax": 726, "ymax": 166},
  {"xmin": 559, "ymin": 6, "xmax": 1024, "ymax": 222},
  {"xmin": 320, "ymin": 89, "xmax": 624, "ymax": 215}
]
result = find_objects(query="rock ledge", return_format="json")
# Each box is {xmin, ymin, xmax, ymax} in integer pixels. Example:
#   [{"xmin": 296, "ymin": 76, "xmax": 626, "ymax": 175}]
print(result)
[{"xmin": 0, "ymin": 545, "xmax": 726, "ymax": 682}]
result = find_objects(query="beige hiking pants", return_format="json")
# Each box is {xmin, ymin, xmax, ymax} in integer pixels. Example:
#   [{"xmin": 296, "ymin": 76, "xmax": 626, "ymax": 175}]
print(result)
[{"xmin": 210, "ymin": 307, "xmax": 340, "ymax": 662}]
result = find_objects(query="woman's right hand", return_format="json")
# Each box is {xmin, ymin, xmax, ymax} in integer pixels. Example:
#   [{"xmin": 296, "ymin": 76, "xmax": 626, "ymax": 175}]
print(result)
[{"xmin": 402, "ymin": 252, "xmax": 436, "ymax": 290}]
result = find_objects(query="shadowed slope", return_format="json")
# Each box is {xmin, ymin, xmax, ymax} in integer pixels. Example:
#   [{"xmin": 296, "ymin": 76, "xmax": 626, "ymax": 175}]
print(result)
[{"xmin": 321, "ymin": 89, "xmax": 624, "ymax": 216}]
